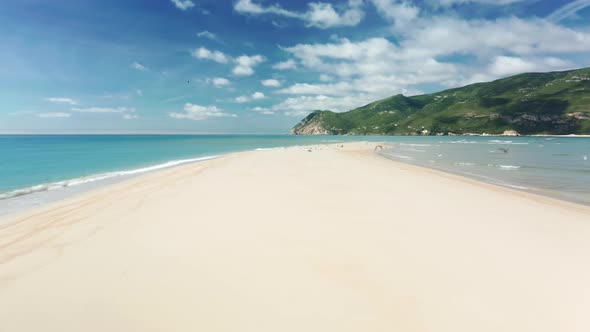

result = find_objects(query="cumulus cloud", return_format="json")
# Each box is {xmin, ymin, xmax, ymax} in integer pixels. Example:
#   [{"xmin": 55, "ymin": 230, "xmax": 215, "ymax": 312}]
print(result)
[
  {"xmin": 45, "ymin": 97, "xmax": 78, "ymax": 105},
  {"xmin": 233, "ymin": 55, "xmax": 265, "ymax": 76},
  {"xmin": 272, "ymin": 7, "xmax": 590, "ymax": 117},
  {"xmin": 38, "ymin": 112, "xmax": 71, "ymax": 118},
  {"xmin": 197, "ymin": 30, "xmax": 218, "ymax": 40},
  {"xmin": 192, "ymin": 49, "xmax": 265, "ymax": 76},
  {"xmin": 170, "ymin": 0, "xmax": 194, "ymax": 11},
  {"xmin": 273, "ymin": 94, "xmax": 383, "ymax": 117},
  {"xmin": 272, "ymin": 59, "xmax": 297, "ymax": 70},
  {"xmin": 170, "ymin": 103, "xmax": 237, "ymax": 120},
  {"xmin": 208, "ymin": 77, "xmax": 231, "ymax": 87},
  {"xmin": 235, "ymin": 92, "xmax": 266, "ymax": 103},
  {"xmin": 261, "ymin": 79, "xmax": 281, "ymax": 87},
  {"xmin": 191, "ymin": 47, "xmax": 230, "ymax": 63},
  {"xmin": 370, "ymin": 0, "xmax": 420, "ymax": 29},
  {"xmin": 489, "ymin": 56, "xmax": 574, "ymax": 77},
  {"xmin": 131, "ymin": 62, "xmax": 148, "ymax": 71},
  {"xmin": 234, "ymin": 0, "xmax": 364, "ymax": 29}
]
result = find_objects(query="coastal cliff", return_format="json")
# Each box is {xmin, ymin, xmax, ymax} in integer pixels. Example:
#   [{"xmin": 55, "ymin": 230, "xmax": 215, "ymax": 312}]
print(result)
[{"xmin": 292, "ymin": 67, "xmax": 590, "ymax": 136}]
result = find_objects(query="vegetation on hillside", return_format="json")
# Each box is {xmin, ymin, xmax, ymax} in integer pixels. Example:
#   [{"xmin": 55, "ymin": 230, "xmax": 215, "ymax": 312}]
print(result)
[{"xmin": 292, "ymin": 68, "xmax": 590, "ymax": 135}]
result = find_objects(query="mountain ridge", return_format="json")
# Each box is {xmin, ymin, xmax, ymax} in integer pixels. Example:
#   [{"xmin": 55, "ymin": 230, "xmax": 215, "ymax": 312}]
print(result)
[{"xmin": 291, "ymin": 67, "xmax": 590, "ymax": 136}]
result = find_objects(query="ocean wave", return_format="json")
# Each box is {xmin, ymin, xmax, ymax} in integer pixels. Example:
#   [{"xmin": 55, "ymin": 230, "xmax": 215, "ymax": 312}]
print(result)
[
  {"xmin": 497, "ymin": 165, "xmax": 521, "ymax": 170},
  {"xmin": 0, "ymin": 155, "xmax": 220, "ymax": 201},
  {"xmin": 456, "ymin": 162, "xmax": 476, "ymax": 167},
  {"xmin": 388, "ymin": 154, "xmax": 415, "ymax": 160},
  {"xmin": 399, "ymin": 143, "xmax": 432, "ymax": 147},
  {"xmin": 449, "ymin": 140, "xmax": 478, "ymax": 144},
  {"xmin": 401, "ymin": 148, "xmax": 426, "ymax": 152},
  {"xmin": 487, "ymin": 141, "xmax": 529, "ymax": 145}
]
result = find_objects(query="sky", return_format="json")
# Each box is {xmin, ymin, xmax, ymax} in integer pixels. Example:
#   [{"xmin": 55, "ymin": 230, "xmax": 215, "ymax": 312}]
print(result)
[{"xmin": 1, "ymin": 0, "xmax": 590, "ymax": 134}]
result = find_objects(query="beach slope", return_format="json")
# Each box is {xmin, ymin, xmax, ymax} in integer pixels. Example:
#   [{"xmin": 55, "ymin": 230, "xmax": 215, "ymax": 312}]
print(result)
[{"xmin": 1, "ymin": 142, "xmax": 589, "ymax": 331}]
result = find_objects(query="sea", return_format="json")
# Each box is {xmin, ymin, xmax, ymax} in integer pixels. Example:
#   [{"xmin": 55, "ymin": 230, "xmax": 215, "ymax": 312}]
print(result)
[{"xmin": 0, "ymin": 134, "xmax": 589, "ymax": 215}]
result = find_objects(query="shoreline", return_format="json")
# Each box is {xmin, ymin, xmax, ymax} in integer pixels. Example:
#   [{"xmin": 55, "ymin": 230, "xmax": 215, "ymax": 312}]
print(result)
[
  {"xmin": 377, "ymin": 150, "xmax": 590, "ymax": 208},
  {"xmin": 2, "ymin": 140, "xmax": 589, "ymax": 220},
  {"xmin": 378, "ymin": 151, "xmax": 590, "ymax": 213}
]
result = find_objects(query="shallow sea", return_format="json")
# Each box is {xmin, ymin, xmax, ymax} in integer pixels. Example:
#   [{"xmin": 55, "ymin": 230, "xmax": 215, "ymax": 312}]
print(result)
[{"xmin": 1, "ymin": 135, "xmax": 588, "ymax": 215}]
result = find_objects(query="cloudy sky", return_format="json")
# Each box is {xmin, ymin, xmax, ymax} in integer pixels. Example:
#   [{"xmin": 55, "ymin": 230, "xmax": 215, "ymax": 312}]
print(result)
[{"xmin": 2, "ymin": 0, "xmax": 590, "ymax": 133}]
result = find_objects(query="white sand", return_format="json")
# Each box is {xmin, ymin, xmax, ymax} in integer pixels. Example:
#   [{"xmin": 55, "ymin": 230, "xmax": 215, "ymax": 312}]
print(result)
[{"xmin": 1, "ymin": 142, "xmax": 589, "ymax": 331}]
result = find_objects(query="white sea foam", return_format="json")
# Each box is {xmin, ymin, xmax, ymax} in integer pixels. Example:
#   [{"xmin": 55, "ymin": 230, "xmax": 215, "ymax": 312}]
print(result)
[
  {"xmin": 403, "ymin": 148, "xmax": 426, "ymax": 153},
  {"xmin": 399, "ymin": 143, "xmax": 432, "ymax": 147},
  {"xmin": 487, "ymin": 141, "xmax": 529, "ymax": 145},
  {"xmin": 389, "ymin": 154, "xmax": 415, "ymax": 160},
  {"xmin": 0, "ymin": 155, "xmax": 220, "ymax": 201},
  {"xmin": 498, "ymin": 165, "xmax": 521, "ymax": 170},
  {"xmin": 456, "ymin": 162, "xmax": 476, "ymax": 167}
]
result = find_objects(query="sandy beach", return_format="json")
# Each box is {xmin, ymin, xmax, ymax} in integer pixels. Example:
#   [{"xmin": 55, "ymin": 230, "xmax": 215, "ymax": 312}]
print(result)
[{"xmin": 1, "ymin": 141, "xmax": 590, "ymax": 331}]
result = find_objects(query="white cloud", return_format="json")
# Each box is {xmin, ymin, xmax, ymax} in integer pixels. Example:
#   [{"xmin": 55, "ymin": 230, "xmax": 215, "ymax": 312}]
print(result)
[
  {"xmin": 233, "ymin": 54, "xmax": 265, "ymax": 76},
  {"xmin": 277, "ymin": 82, "xmax": 354, "ymax": 96},
  {"xmin": 261, "ymin": 79, "xmax": 281, "ymax": 87},
  {"xmin": 251, "ymin": 107, "xmax": 275, "ymax": 115},
  {"xmin": 234, "ymin": 0, "xmax": 365, "ymax": 29},
  {"xmin": 252, "ymin": 91, "xmax": 265, "ymax": 99},
  {"xmin": 274, "ymin": 9, "xmax": 590, "ymax": 117},
  {"xmin": 235, "ymin": 96, "xmax": 250, "ymax": 103},
  {"xmin": 208, "ymin": 77, "xmax": 231, "ymax": 87},
  {"xmin": 488, "ymin": 56, "xmax": 537, "ymax": 76},
  {"xmin": 38, "ymin": 112, "xmax": 71, "ymax": 118},
  {"xmin": 170, "ymin": 103, "xmax": 237, "ymax": 120},
  {"xmin": 136, "ymin": 89, "xmax": 143, "ymax": 97},
  {"xmin": 72, "ymin": 107, "xmax": 136, "ymax": 113},
  {"xmin": 123, "ymin": 114, "xmax": 139, "ymax": 120},
  {"xmin": 170, "ymin": 0, "xmax": 194, "ymax": 11},
  {"xmin": 131, "ymin": 62, "xmax": 148, "ymax": 71},
  {"xmin": 197, "ymin": 30, "xmax": 218, "ymax": 40},
  {"xmin": 489, "ymin": 56, "xmax": 574, "ymax": 77},
  {"xmin": 45, "ymin": 97, "xmax": 78, "ymax": 105},
  {"xmin": 273, "ymin": 94, "xmax": 381, "ymax": 116},
  {"xmin": 547, "ymin": 0, "xmax": 590, "ymax": 23},
  {"xmin": 370, "ymin": 0, "xmax": 420, "ymax": 28},
  {"xmin": 192, "ymin": 47, "xmax": 230, "ymax": 63},
  {"xmin": 272, "ymin": 59, "xmax": 297, "ymax": 70},
  {"xmin": 305, "ymin": 0, "xmax": 365, "ymax": 29},
  {"xmin": 235, "ymin": 92, "xmax": 266, "ymax": 103},
  {"xmin": 438, "ymin": 0, "xmax": 526, "ymax": 5}
]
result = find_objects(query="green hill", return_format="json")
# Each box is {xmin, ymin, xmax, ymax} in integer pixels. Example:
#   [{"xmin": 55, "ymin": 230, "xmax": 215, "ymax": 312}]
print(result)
[{"xmin": 291, "ymin": 68, "xmax": 590, "ymax": 136}]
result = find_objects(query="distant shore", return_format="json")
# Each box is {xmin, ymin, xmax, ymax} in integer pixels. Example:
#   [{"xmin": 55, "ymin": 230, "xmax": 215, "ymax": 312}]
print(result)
[{"xmin": 1, "ymin": 142, "xmax": 590, "ymax": 331}]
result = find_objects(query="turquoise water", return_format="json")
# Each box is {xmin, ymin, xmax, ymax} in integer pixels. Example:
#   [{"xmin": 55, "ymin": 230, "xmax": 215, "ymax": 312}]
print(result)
[
  {"xmin": 379, "ymin": 136, "xmax": 590, "ymax": 206},
  {"xmin": 0, "ymin": 135, "xmax": 357, "ymax": 199},
  {"xmin": 0, "ymin": 135, "xmax": 589, "ymax": 210}
]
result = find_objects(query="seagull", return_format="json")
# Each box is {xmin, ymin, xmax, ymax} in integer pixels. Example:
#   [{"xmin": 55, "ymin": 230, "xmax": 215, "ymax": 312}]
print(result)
[{"xmin": 498, "ymin": 147, "xmax": 509, "ymax": 153}]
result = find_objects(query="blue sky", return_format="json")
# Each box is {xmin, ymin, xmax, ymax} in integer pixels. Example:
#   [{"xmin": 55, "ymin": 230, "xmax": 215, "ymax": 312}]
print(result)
[{"xmin": 1, "ymin": 0, "xmax": 590, "ymax": 133}]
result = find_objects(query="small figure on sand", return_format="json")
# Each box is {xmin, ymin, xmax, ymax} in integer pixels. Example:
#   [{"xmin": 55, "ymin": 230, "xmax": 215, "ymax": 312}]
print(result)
[{"xmin": 374, "ymin": 145, "xmax": 383, "ymax": 151}]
